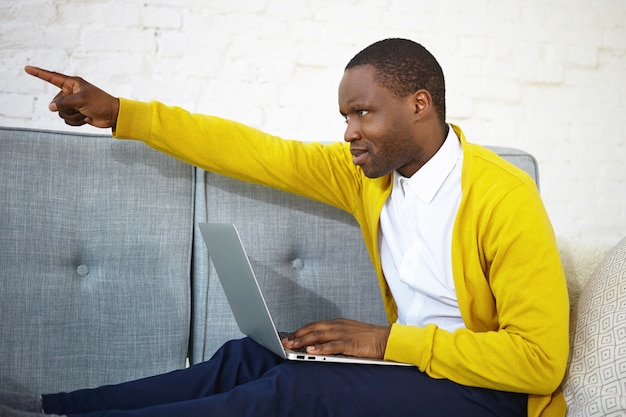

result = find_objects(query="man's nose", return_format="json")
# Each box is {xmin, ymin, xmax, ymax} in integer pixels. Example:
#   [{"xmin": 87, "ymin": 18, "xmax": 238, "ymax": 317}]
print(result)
[{"xmin": 344, "ymin": 120, "xmax": 361, "ymax": 143}]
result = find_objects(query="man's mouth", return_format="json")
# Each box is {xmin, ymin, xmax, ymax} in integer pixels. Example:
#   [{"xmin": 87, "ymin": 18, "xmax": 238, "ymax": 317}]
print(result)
[{"xmin": 351, "ymin": 148, "xmax": 368, "ymax": 166}]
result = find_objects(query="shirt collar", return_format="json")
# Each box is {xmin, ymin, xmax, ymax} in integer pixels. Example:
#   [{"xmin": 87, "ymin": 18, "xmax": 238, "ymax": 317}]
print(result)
[{"xmin": 394, "ymin": 125, "xmax": 462, "ymax": 204}]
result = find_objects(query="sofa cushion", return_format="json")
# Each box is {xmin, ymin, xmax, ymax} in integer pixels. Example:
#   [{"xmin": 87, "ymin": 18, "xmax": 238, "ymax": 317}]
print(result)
[
  {"xmin": 0, "ymin": 127, "xmax": 194, "ymax": 393},
  {"xmin": 562, "ymin": 237, "xmax": 626, "ymax": 415}
]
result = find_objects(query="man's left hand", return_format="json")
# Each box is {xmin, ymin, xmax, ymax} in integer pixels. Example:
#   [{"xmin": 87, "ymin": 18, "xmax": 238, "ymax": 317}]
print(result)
[{"xmin": 282, "ymin": 318, "xmax": 390, "ymax": 359}]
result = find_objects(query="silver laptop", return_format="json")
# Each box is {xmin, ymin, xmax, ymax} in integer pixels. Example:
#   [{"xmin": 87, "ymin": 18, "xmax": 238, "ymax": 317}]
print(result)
[{"xmin": 199, "ymin": 222, "xmax": 412, "ymax": 367}]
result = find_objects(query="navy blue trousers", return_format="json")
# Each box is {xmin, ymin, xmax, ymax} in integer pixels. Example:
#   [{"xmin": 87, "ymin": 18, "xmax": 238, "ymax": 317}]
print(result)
[{"xmin": 43, "ymin": 338, "xmax": 527, "ymax": 417}]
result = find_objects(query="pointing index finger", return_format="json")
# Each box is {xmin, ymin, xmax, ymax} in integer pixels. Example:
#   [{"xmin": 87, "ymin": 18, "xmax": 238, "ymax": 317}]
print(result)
[{"xmin": 24, "ymin": 65, "xmax": 71, "ymax": 89}]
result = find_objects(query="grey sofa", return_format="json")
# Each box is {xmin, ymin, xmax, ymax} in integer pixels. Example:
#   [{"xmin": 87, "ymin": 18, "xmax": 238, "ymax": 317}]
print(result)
[{"xmin": 0, "ymin": 126, "xmax": 540, "ymax": 394}]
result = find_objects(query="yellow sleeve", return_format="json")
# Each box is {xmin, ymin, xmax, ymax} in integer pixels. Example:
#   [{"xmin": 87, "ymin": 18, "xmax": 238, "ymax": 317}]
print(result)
[{"xmin": 113, "ymin": 98, "xmax": 362, "ymax": 212}]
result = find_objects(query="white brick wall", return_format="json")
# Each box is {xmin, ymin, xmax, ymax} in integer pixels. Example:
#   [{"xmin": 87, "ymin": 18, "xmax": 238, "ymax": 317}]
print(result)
[{"xmin": 1, "ymin": 0, "xmax": 624, "ymax": 246}]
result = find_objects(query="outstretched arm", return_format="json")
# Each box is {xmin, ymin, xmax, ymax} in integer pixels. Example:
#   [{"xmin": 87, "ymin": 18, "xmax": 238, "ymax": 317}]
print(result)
[{"xmin": 24, "ymin": 66, "xmax": 120, "ymax": 129}]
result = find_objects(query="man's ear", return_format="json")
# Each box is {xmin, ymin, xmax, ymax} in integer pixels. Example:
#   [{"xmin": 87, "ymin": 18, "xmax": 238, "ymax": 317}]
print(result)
[{"xmin": 413, "ymin": 89, "xmax": 433, "ymax": 118}]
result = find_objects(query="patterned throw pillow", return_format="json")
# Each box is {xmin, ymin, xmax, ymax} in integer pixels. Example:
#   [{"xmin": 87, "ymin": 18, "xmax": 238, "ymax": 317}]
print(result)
[{"xmin": 562, "ymin": 237, "xmax": 626, "ymax": 416}]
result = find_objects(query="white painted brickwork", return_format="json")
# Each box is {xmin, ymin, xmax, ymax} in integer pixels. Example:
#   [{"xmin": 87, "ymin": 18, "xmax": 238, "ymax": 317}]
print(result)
[{"xmin": 1, "ymin": 0, "xmax": 624, "ymax": 245}]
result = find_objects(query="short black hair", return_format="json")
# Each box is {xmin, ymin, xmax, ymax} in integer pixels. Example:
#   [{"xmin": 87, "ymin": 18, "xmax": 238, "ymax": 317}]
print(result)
[{"xmin": 346, "ymin": 38, "xmax": 446, "ymax": 125}]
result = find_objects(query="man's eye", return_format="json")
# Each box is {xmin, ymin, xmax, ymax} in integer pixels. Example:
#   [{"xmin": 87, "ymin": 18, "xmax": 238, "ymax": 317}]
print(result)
[{"xmin": 342, "ymin": 110, "xmax": 368, "ymax": 124}]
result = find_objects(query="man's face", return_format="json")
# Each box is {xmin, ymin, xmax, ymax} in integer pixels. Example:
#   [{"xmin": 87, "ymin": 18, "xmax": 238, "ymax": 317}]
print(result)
[{"xmin": 338, "ymin": 65, "xmax": 424, "ymax": 178}]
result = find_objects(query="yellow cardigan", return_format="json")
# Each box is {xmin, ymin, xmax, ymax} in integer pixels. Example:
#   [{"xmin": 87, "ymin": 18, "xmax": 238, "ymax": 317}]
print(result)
[{"xmin": 114, "ymin": 99, "xmax": 569, "ymax": 417}]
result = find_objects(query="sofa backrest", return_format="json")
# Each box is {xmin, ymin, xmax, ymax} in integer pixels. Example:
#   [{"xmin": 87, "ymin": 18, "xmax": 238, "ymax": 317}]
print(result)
[
  {"xmin": 0, "ymin": 127, "xmax": 195, "ymax": 393},
  {"xmin": 189, "ymin": 145, "xmax": 540, "ymax": 363}
]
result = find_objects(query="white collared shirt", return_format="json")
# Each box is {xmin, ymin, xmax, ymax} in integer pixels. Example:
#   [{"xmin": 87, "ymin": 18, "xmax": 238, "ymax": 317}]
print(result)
[{"xmin": 379, "ymin": 126, "xmax": 465, "ymax": 332}]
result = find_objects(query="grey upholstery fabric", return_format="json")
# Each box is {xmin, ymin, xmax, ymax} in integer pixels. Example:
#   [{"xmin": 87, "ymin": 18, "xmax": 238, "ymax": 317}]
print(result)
[
  {"xmin": 0, "ymin": 127, "xmax": 194, "ymax": 393},
  {"xmin": 190, "ymin": 145, "xmax": 540, "ymax": 363}
]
